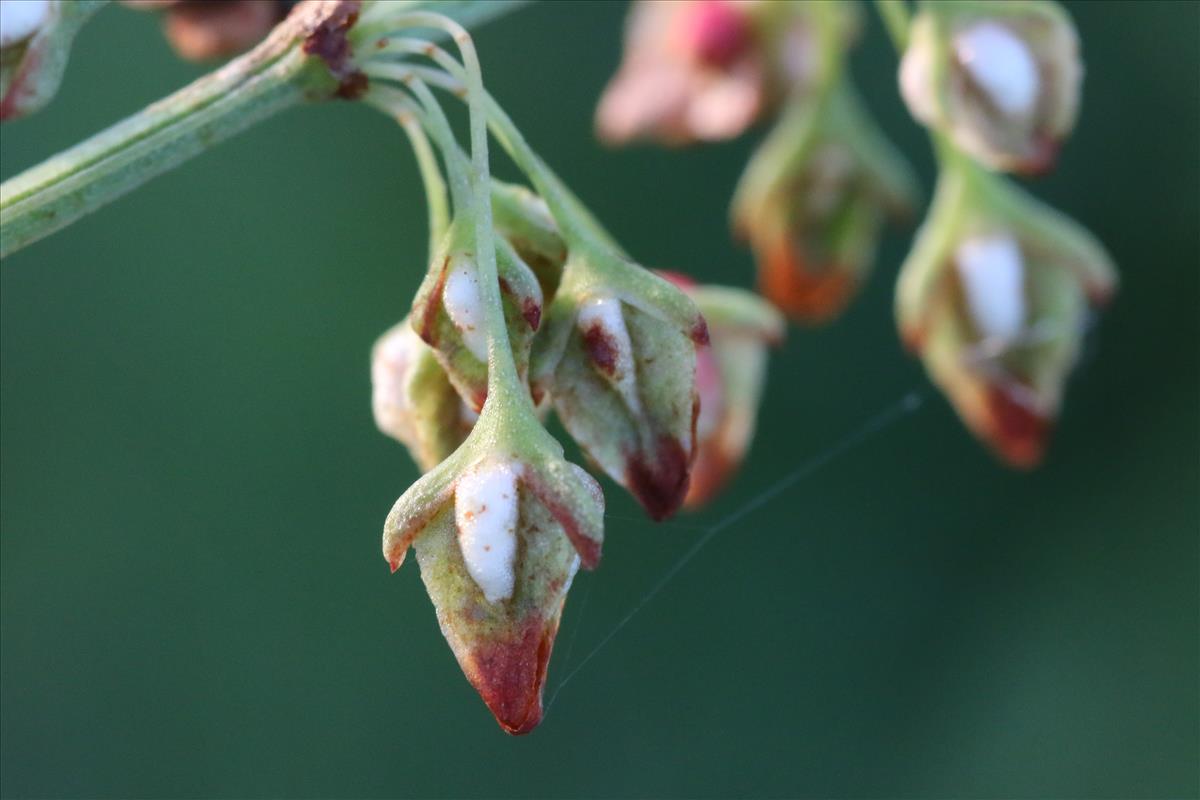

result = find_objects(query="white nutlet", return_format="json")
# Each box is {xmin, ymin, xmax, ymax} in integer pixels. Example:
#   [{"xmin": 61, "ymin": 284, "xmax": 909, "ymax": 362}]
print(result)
[
  {"xmin": 953, "ymin": 22, "xmax": 1040, "ymax": 118},
  {"xmin": 442, "ymin": 260, "xmax": 489, "ymax": 362},
  {"xmin": 955, "ymin": 233, "xmax": 1027, "ymax": 344},
  {"xmin": 454, "ymin": 460, "xmax": 522, "ymax": 603},
  {"xmin": 0, "ymin": 0, "xmax": 50, "ymax": 47}
]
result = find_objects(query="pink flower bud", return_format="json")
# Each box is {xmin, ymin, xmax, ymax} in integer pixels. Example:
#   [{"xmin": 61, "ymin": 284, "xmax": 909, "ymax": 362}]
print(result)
[
  {"xmin": 899, "ymin": 2, "xmax": 1082, "ymax": 174},
  {"xmin": 382, "ymin": 449, "xmax": 603, "ymax": 735},
  {"xmin": 659, "ymin": 273, "xmax": 785, "ymax": 507},
  {"xmin": 596, "ymin": 1, "xmax": 766, "ymax": 145}
]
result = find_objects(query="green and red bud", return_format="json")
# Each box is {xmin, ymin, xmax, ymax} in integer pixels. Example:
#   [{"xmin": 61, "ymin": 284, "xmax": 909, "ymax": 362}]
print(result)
[
  {"xmin": 899, "ymin": 1, "xmax": 1082, "ymax": 174},
  {"xmin": 732, "ymin": 81, "xmax": 917, "ymax": 323},
  {"xmin": 382, "ymin": 446, "xmax": 603, "ymax": 735},
  {"xmin": 896, "ymin": 167, "xmax": 1116, "ymax": 467},
  {"xmin": 411, "ymin": 218, "xmax": 544, "ymax": 412},
  {"xmin": 535, "ymin": 258, "xmax": 704, "ymax": 520}
]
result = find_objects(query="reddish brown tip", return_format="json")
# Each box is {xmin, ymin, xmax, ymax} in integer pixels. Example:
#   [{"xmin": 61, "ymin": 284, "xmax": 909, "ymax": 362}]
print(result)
[
  {"xmin": 625, "ymin": 436, "xmax": 693, "ymax": 521},
  {"xmin": 1015, "ymin": 134, "xmax": 1062, "ymax": 177},
  {"xmin": 582, "ymin": 323, "xmax": 619, "ymax": 376},
  {"xmin": 690, "ymin": 316, "xmax": 711, "ymax": 346},
  {"xmin": 467, "ymin": 618, "xmax": 557, "ymax": 736},
  {"xmin": 523, "ymin": 298, "xmax": 542, "ymax": 331},
  {"xmin": 757, "ymin": 243, "xmax": 857, "ymax": 324},
  {"xmin": 985, "ymin": 384, "xmax": 1051, "ymax": 469}
]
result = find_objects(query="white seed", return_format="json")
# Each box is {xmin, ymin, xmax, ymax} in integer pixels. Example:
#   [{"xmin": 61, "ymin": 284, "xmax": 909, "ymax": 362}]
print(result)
[
  {"xmin": 576, "ymin": 295, "xmax": 642, "ymax": 414},
  {"xmin": 442, "ymin": 260, "xmax": 489, "ymax": 362},
  {"xmin": 0, "ymin": 0, "xmax": 49, "ymax": 47},
  {"xmin": 955, "ymin": 233, "xmax": 1027, "ymax": 344},
  {"xmin": 455, "ymin": 460, "xmax": 522, "ymax": 603},
  {"xmin": 954, "ymin": 22, "xmax": 1040, "ymax": 118}
]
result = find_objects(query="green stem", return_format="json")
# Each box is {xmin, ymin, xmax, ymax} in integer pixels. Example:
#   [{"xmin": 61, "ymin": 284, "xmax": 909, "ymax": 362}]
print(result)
[
  {"xmin": 875, "ymin": 0, "xmax": 912, "ymax": 52},
  {"xmin": 0, "ymin": 0, "xmax": 529, "ymax": 261},
  {"xmin": 1, "ymin": 47, "xmax": 309, "ymax": 259},
  {"xmin": 395, "ymin": 110, "xmax": 448, "ymax": 257}
]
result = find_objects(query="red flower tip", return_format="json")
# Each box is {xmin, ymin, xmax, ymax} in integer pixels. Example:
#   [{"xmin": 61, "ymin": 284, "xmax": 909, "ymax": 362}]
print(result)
[
  {"xmin": 467, "ymin": 618, "xmax": 557, "ymax": 736},
  {"xmin": 625, "ymin": 435, "xmax": 693, "ymax": 521},
  {"xmin": 985, "ymin": 384, "xmax": 1051, "ymax": 469}
]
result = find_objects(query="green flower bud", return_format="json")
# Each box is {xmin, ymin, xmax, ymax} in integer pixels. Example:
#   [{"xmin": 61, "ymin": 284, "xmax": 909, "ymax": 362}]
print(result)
[
  {"xmin": 896, "ymin": 164, "xmax": 1117, "ymax": 466},
  {"xmin": 411, "ymin": 217, "xmax": 544, "ymax": 412},
  {"xmin": 732, "ymin": 80, "xmax": 917, "ymax": 323},
  {"xmin": 899, "ymin": 1, "xmax": 1082, "ymax": 174}
]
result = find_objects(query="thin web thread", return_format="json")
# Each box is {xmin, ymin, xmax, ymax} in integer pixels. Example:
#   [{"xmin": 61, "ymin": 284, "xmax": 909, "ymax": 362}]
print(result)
[{"xmin": 544, "ymin": 389, "xmax": 925, "ymax": 714}]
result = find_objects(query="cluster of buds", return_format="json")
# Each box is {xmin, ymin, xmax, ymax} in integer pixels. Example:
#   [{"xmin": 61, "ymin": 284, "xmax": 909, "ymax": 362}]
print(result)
[
  {"xmin": 598, "ymin": 0, "xmax": 916, "ymax": 324},
  {"xmin": 597, "ymin": 0, "xmax": 1117, "ymax": 465},
  {"xmin": 894, "ymin": 0, "xmax": 1115, "ymax": 465},
  {"xmin": 355, "ymin": 12, "xmax": 782, "ymax": 734}
]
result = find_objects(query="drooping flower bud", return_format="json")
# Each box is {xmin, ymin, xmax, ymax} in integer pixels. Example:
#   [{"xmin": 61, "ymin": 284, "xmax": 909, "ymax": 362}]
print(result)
[
  {"xmin": 1, "ymin": 0, "xmax": 104, "ymax": 121},
  {"xmin": 382, "ymin": 441, "xmax": 604, "ymax": 735},
  {"xmin": 491, "ymin": 180, "xmax": 566, "ymax": 301},
  {"xmin": 657, "ymin": 273, "xmax": 784, "ymax": 506},
  {"xmin": 411, "ymin": 218, "xmax": 544, "ymax": 412},
  {"xmin": 534, "ymin": 256, "xmax": 706, "ymax": 520},
  {"xmin": 595, "ymin": 0, "xmax": 854, "ymax": 146},
  {"xmin": 899, "ymin": 1, "xmax": 1082, "ymax": 174},
  {"xmin": 370, "ymin": 318, "xmax": 475, "ymax": 472},
  {"xmin": 659, "ymin": 273, "xmax": 785, "ymax": 506},
  {"xmin": 732, "ymin": 81, "xmax": 917, "ymax": 323},
  {"xmin": 896, "ymin": 166, "xmax": 1116, "ymax": 466}
]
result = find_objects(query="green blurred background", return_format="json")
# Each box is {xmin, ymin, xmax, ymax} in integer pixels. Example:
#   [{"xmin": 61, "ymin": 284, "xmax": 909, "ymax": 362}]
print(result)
[{"xmin": 2, "ymin": 1, "xmax": 1196, "ymax": 797}]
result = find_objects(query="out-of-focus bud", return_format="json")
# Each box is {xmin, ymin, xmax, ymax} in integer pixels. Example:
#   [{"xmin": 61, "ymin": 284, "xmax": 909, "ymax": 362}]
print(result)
[
  {"xmin": 534, "ymin": 256, "xmax": 707, "ymax": 520},
  {"xmin": 370, "ymin": 318, "xmax": 475, "ymax": 472},
  {"xmin": 896, "ymin": 165, "xmax": 1117, "ymax": 467},
  {"xmin": 595, "ymin": 0, "xmax": 855, "ymax": 146},
  {"xmin": 659, "ymin": 273, "xmax": 784, "ymax": 507},
  {"xmin": 491, "ymin": 180, "xmax": 566, "ymax": 301},
  {"xmin": 732, "ymin": 82, "xmax": 917, "ymax": 323},
  {"xmin": 383, "ymin": 443, "xmax": 604, "ymax": 735},
  {"xmin": 1, "ymin": 0, "xmax": 105, "ymax": 121},
  {"xmin": 121, "ymin": 0, "xmax": 286, "ymax": 62},
  {"xmin": 411, "ymin": 218, "xmax": 544, "ymax": 413},
  {"xmin": 899, "ymin": 1, "xmax": 1082, "ymax": 174}
]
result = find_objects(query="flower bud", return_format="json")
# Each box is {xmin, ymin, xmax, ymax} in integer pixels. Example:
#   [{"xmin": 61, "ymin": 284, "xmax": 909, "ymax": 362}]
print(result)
[
  {"xmin": 732, "ymin": 82, "xmax": 917, "ymax": 323},
  {"xmin": 411, "ymin": 219, "xmax": 544, "ymax": 412},
  {"xmin": 896, "ymin": 168, "xmax": 1117, "ymax": 466},
  {"xmin": 899, "ymin": 2, "xmax": 1082, "ymax": 174},
  {"xmin": 595, "ymin": 0, "xmax": 854, "ymax": 146},
  {"xmin": 1, "ymin": 0, "xmax": 104, "ymax": 121},
  {"xmin": 491, "ymin": 180, "xmax": 566, "ymax": 301},
  {"xmin": 382, "ymin": 447, "xmax": 604, "ymax": 735},
  {"xmin": 660, "ymin": 274, "xmax": 785, "ymax": 506},
  {"xmin": 370, "ymin": 319, "xmax": 474, "ymax": 472},
  {"xmin": 534, "ymin": 257, "xmax": 706, "ymax": 520}
]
